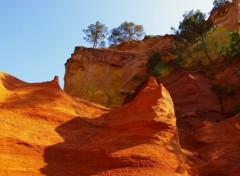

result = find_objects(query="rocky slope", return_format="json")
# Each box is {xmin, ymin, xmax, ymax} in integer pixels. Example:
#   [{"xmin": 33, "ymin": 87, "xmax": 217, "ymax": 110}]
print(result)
[{"xmin": 0, "ymin": 72, "xmax": 188, "ymax": 176}]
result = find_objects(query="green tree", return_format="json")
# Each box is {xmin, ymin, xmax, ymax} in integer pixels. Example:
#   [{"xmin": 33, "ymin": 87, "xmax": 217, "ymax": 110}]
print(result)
[
  {"xmin": 172, "ymin": 10, "xmax": 214, "ymax": 65},
  {"xmin": 213, "ymin": 0, "xmax": 232, "ymax": 9},
  {"xmin": 83, "ymin": 21, "xmax": 108, "ymax": 48},
  {"xmin": 108, "ymin": 28, "xmax": 122, "ymax": 46},
  {"xmin": 219, "ymin": 29, "xmax": 240, "ymax": 60},
  {"xmin": 108, "ymin": 21, "xmax": 145, "ymax": 46}
]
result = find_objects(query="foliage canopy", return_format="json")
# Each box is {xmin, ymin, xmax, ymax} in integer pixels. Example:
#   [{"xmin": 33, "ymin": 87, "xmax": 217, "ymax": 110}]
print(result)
[
  {"xmin": 83, "ymin": 21, "xmax": 108, "ymax": 48},
  {"xmin": 171, "ymin": 10, "xmax": 214, "ymax": 65},
  {"xmin": 219, "ymin": 29, "xmax": 240, "ymax": 61},
  {"xmin": 108, "ymin": 21, "xmax": 145, "ymax": 46}
]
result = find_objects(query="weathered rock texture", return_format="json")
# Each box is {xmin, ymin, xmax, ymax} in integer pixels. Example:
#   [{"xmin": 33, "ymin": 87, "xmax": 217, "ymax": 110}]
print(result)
[
  {"xmin": 0, "ymin": 71, "xmax": 108, "ymax": 176},
  {"xmin": 64, "ymin": 36, "xmax": 173, "ymax": 108},
  {"xmin": 0, "ymin": 73, "xmax": 188, "ymax": 175},
  {"xmin": 210, "ymin": 0, "xmax": 240, "ymax": 29},
  {"xmin": 160, "ymin": 59, "xmax": 240, "ymax": 175}
]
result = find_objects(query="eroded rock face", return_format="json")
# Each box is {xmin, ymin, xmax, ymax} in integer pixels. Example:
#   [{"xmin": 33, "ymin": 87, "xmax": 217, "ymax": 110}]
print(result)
[
  {"xmin": 0, "ymin": 73, "xmax": 187, "ymax": 175},
  {"xmin": 0, "ymin": 72, "xmax": 109, "ymax": 176},
  {"xmin": 160, "ymin": 60, "xmax": 240, "ymax": 175},
  {"xmin": 161, "ymin": 71, "xmax": 222, "ymax": 119},
  {"xmin": 64, "ymin": 36, "xmax": 173, "ymax": 108},
  {"xmin": 209, "ymin": 0, "xmax": 240, "ymax": 29},
  {"xmin": 43, "ymin": 76, "xmax": 188, "ymax": 176}
]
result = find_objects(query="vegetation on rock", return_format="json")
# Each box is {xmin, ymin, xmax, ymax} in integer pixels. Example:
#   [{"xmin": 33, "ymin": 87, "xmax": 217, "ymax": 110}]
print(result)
[
  {"xmin": 108, "ymin": 21, "xmax": 145, "ymax": 46},
  {"xmin": 171, "ymin": 10, "xmax": 214, "ymax": 65},
  {"xmin": 146, "ymin": 53, "xmax": 168, "ymax": 77},
  {"xmin": 218, "ymin": 29, "xmax": 240, "ymax": 61},
  {"xmin": 143, "ymin": 35, "xmax": 155, "ymax": 40},
  {"xmin": 83, "ymin": 21, "xmax": 108, "ymax": 48},
  {"xmin": 83, "ymin": 21, "xmax": 145, "ymax": 47}
]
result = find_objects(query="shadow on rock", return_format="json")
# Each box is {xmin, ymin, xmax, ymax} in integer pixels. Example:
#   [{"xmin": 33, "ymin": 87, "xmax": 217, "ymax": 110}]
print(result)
[{"xmin": 40, "ymin": 115, "xmax": 169, "ymax": 176}]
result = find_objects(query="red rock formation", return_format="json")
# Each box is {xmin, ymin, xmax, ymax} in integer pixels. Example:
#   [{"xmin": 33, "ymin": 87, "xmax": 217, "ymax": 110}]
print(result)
[
  {"xmin": 160, "ymin": 59, "xmax": 240, "ymax": 175},
  {"xmin": 209, "ymin": 0, "xmax": 240, "ymax": 29},
  {"xmin": 0, "ymin": 71, "xmax": 109, "ymax": 176},
  {"xmin": 234, "ymin": 0, "xmax": 240, "ymax": 24},
  {"xmin": 1, "ymin": 57, "xmax": 240, "ymax": 175},
  {"xmin": 0, "ymin": 73, "xmax": 187, "ymax": 175},
  {"xmin": 194, "ymin": 113, "xmax": 240, "ymax": 175}
]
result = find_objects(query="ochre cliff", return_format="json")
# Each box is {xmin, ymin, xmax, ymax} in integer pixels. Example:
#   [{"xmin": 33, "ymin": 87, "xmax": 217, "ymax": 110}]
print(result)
[
  {"xmin": 0, "ymin": 72, "xmax": 188, "ymax": 175},
  {"xmin": 64, "ymin": 36, "xmax": 173, "ymax": 108}
]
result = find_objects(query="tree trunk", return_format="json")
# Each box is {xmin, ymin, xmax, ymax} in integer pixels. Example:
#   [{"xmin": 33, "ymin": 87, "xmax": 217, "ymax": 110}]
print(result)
[{"xmin": 201, "ymin": 35, "xmax": 214, "ymax": 65}]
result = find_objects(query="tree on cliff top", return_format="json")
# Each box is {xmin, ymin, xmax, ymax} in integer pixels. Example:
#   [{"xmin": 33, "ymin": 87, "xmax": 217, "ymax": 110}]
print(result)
[
  {"xmin": 213, "ymin": 0, "xmax": 232, "ymax": 9},
  {"xmin": 83, "ymin": 21, "xmax": 108, "ymax": 48},
  {"xmin": 172, "ymin": 10, "xmax": 214, "ymax": 65},
  {"xmin": 108, "ymin": 21, "xmax": 145, "ymax": 46}
]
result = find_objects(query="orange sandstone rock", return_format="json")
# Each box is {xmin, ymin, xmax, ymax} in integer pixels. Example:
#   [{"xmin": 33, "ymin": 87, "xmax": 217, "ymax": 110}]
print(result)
[{"xmin": 0, "ymin": 73, "xmax": 187, "ymax": 176}]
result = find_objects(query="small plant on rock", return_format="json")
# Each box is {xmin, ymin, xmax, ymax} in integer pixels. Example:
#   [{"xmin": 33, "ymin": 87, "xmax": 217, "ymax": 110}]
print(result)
[
  {"xmin": 218, "ymin": 29, "xmax": 240, "ymax": 62},
  {"xmin": 146, "ymin": 53, "xmax": 168, "ymax": 77}
]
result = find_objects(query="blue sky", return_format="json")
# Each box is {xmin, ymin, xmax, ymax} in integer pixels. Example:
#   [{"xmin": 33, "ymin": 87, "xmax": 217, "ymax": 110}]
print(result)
[{"xmin": 0, "ymin": 0, "xmax": 213, "ymax": 87}]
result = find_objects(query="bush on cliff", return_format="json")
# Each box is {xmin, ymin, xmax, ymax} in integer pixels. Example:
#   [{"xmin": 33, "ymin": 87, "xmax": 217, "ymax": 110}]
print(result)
[
  {"xmin": 144, "ymin": 35, "xmax": 155, "ymax": 40},
  {"xmin": 218, "ymin": 29, "xmax": 240, "ymax": 61},
  {"xmin": 146, "ymin": 53, "xmax": 168, "ymax": 77}
]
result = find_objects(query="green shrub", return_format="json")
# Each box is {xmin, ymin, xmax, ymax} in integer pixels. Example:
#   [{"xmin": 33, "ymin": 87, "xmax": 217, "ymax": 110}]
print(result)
[
  {"xmin": 219, "ymin": 29, "xmax": 240, "ymax": 61},
  {"xmin": 144, "ymin": 35, "xmax": 155, "ymax": 40},
  {"xmin": 146, "ymin": 53, "xmax": 168, "ymax": 77}
]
